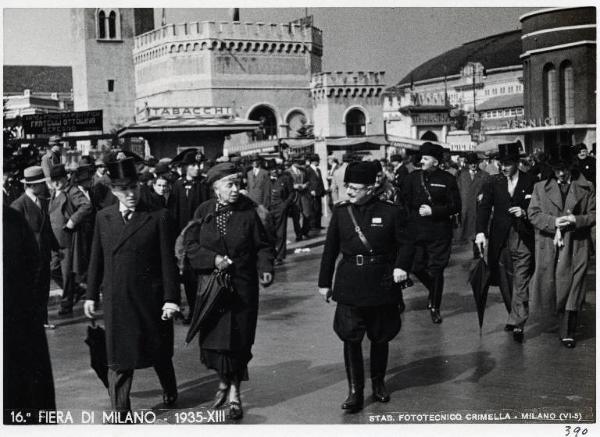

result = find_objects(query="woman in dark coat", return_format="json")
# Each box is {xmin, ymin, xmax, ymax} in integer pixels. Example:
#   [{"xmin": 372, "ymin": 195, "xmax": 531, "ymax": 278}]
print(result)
[{"xmin": 185, "ymin": 162, "xmax": 274, "ymax": 420}]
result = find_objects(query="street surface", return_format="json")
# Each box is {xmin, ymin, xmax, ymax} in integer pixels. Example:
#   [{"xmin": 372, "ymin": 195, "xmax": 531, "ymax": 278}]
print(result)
[{"xmin": 43, "ymin": 223, "xmax": 595, "ymax": 425}]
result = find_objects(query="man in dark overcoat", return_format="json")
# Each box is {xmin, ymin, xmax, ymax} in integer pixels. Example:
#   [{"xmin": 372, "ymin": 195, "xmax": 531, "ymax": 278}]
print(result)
[
  {"xmin": 305, "ymin": 154, "xmax": 326, "ymax": 229},
  {"xmin": 246, "ymin": 154, "xmax": 270, "ymax": 207},
  {"xmin": 83, "ymin": 158, "xmax": 180, "ymax": 412},
  {"xmin": 399, "ymin": 142, "xmax": 461, "ymax": 324},
  {"xmin": 4, "ymin": 205, "xmax": 56, "ymax": 422},
  {"xmin": 265, "ymin": 162, "xmax": 294, "ymax": 264},
  {"xmin": 11, "ymin": 166, "xmax": 61, "ymax": 329},
  {"xmin": 456, "ymin": 152, "xmax": 490, "ymax": 258},
  {"xmin": 49, "ymin": 164, "xmax": 94, "ymax": 315},
  {"xmin": 475, "ymin": 142, "xmax": 536, "ymax": 343},
  {"xmin": 318, "ymin": 161, "xmax": 409, "ymax": 413},
  {"xmin": 286, "ymin": 157, "xmax": 312, "ymax": 240}
]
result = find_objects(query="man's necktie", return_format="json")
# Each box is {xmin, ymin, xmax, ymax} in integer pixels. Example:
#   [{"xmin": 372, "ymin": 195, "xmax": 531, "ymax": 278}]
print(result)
[{"xmin": 122, "ymin": 210, "xmax": 133, "ymax": 223}]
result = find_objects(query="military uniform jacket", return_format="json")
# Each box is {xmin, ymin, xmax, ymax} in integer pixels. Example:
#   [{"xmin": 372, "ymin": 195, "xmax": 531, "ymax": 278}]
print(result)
[
  {"xmin": 476, "ymin": 171, "xmax": 536, "ymax": 284},
  {"xmin": 318, "ymin": 196, "xmax": 407, "ymax": 307},
  {"xmin": 401, "ymin": 168, "xmax": 461, "ymax": 241},
  {"xmin": 86, "ymin": 202, "xmax": 180, "ymax": 371},
  {"xmin": 265, "ymin": 173, "xmax": 294, "ymax": 211}
]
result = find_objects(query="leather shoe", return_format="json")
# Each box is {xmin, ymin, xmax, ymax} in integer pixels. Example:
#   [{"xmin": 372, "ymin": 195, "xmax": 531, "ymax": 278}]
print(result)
[
  {"xmin": 341, "ymin": 391, "xmax": 364, "ymax": 413},
  {"xmin": 430, "ymin": 308, "xmax": 442, "ymax": 324},
  {"xmin": 211, "ymin": 387, "xmax": 229, "ymax": 409},
  {"xmin": 513, "ymin": 328, "xmax": 524, "ymax": 343},
  {"xmin": 163, "ymin": 391, "xmax": 178, "ymax": 406},
  {"xmin": 371, "ymin": 378, "xmax": 390, "ymax": 403},
  {"xmin": 227, "ymin": 401, "xmax": 243, "ymax": 420},
  {"xmin": 504, "ymin": 324, "xmax": 516, "ymax": 332},
  {"xmin": 561, "ymin": 338, "xmax": 576, "ymax": 349}
]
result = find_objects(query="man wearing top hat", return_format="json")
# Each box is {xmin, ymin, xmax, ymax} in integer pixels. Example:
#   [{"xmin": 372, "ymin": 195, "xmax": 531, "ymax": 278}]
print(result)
[
  {"xmin": 456, "ymin": 152, "xmax": 490, "ymax": 258},
  {"xmin": 83, "ymin": 158, "xmax": 180, "ymax": 412},
  {"xmin": 399, "ymin": 142, "xmax": 461, "ymax": 324},
  {"xmin": 11, "ymin": 166, "xmax": 61, "ymax": 329},
  {"xmin": 528, "ymin": 144, "xmax": 595, "ymax": 349},
  {"xmin": 49, "ymin": 164, "xmax": 94, "ymax": 315},
  {"xmin": 475, "ymin": 142, "xmax": 536, "ymax": 343},
  {"xmin": 318, "ymin": 161, "xmax": 408, "ymax": 413}
]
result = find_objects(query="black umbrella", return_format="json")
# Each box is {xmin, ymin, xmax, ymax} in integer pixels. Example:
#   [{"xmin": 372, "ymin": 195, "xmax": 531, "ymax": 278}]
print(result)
[
  {"xmin": 84, "ymin": 319, "xmax": 109, "ymax": 388},
  {"xmin": 468, "ymin": 253, "xmax": 491, "ymax": 330},
  {"xmin": 185, "ymin": 270, "xmax": 233, "ymax": 345}
]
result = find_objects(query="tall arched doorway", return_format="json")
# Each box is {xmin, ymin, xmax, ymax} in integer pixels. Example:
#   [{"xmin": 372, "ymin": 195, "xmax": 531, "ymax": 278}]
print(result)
[
  {"xmin": 345, "ymin": 108, "xmax": 366, "ymax": 137},
  {"xmin": 420, "ymin": 131, "xmax": 438, "ymax": 141},
  {"xmin": 248, "ymin": 105, "xmax": 278, "ymax": 141}
]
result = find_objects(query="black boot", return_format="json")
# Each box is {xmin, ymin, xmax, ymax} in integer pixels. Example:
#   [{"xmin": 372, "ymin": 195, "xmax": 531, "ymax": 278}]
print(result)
[
  {"xmin": 341, "ymin": 342, "xmax": 364, "ymax": 413},
  {"xmin": 429, "ymin": 273, "xmax": 444, "ymax": 324},
  {"xmin": 370, "ymin": 342, "xmax": 390, "ymax": 403},
  {"xmin": 414, "ymin": 270, "xmax": 434, "ymax": 309}
]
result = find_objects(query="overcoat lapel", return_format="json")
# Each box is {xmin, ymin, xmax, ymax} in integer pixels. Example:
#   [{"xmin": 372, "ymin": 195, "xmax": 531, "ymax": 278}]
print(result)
[
  {"xmin": 111, "ymin": 208, "xmax": 151, "ymax": 254},
  {"xmin": 544, "ymin": 179, "xmax": 564, "ymax": 211}
]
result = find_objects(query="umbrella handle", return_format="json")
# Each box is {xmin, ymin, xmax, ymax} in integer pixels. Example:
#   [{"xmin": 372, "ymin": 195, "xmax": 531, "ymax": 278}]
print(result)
[{"xmin": 90, "ymin": 318, "xmax": 96, "ymax": 328}]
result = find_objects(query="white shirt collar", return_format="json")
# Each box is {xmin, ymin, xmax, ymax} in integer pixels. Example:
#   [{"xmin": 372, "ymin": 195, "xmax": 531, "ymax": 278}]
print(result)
[
  {"xmin": 118, "ymin": 203, "xmax": 135, "ymax": 214},
  {"xmin": 25, "ymin": 190, "xmax": 39, "ymax": 205}
]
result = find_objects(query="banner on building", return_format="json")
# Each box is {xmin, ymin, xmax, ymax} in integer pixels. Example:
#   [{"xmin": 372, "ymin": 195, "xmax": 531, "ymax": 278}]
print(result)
[{"xmin": 22, "ymin": 110, "xmax": 103, "ymax": 135}]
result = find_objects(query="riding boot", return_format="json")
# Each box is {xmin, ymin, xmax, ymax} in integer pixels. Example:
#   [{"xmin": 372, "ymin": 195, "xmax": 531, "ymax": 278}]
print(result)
[
  {"xmin": 341, "ymin": 342, "xmax": 364, "ymax": 413},
  {"xmin": 429, "ymin": 272, "xmax": 444, "ymax": 324},
  {"xmin": 370, "ymin": 342, "xmax": 390, "ymax": 403}
]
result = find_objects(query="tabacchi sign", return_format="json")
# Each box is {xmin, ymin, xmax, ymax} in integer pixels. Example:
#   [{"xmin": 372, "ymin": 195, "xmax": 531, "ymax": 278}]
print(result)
[
  {"xmin": 138, "ymin": 106, "xmax": 233, "ymax": 120},
  {"xmin": 22, "ymin": 110, "xmax": 103, "ymax": 135}
]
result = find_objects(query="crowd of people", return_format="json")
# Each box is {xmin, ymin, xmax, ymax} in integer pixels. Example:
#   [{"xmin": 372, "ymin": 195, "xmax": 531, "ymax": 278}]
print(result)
[{"xmin": 3, "ymin": 134, "xmax": 596, "ymax": 421}]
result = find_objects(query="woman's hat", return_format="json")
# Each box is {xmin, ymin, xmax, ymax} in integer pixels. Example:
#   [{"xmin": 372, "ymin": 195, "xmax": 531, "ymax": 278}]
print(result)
[
  {"xmin": 21, "ymin": 166, "xmax": 48, "ymax": 184},
  {"xmin": 344, "ymin": 161, "xmax": 377, "ymax": 185},
  {"xmin": 206, "ymin": 162, "xmax": 239, "ymax": 186},
  {"xmin": 107, "ymin": 158, "xmax": 138, "ymax": 186}
]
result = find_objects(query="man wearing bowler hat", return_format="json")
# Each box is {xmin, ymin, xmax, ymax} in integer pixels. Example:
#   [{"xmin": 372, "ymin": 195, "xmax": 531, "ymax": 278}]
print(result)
[
  {"xmin": 476, "ymin": 142, "xmax": 536, "ymax": 343},
  {"xmin": 84, "ymin": 158, "xmax": 180, "ymax": 412},
  {"xmin": 11, "ymin": 166, "xmax": 61, "ymax": 329},
  {"xmin": 399, "ymin": 142, "xmax": 461, "ymax": 324},
  {"xmin": 528, "ymin": 144, "xmax": 595, "ymax": 348},
  {"xmin": 49, "ymin": 164, "xmax": 94, "ymax": 315},
  {"xmin": 318, "ymin": 161, "xmax": 409, "ymax": 413}
]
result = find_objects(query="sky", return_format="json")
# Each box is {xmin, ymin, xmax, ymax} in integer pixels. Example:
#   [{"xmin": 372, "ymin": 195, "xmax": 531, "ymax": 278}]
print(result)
[{"xmin": 3, "ymin": 6, "xmax": 537, "ymax": 86}]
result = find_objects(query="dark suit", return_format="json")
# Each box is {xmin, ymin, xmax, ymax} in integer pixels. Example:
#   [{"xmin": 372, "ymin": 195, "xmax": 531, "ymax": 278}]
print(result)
[
  {"xmin": 305, "ymin": 165, "xmax": 326, "ymax": 229},
  {"xmin": 86, "ymin": 202, "xmax": 180, "ymax": 410},
  {"xmin": 287, "ymin": 166, "xmax": 312, "ymax": 237},
  {"xmin": 49, "ymin": 184, "xmax": 94, "ymax": 311},
  {"xmin": 477, "ymin": 171, "xmax": 536, "ymax": 327},
  {"xmin": 11, "ymin": 193, "xmax": 60, "ymax": 324},
  {"xmin": 265, "ymin": 173, "xmax": 294, "ymax": 260},
  {"xmin": 4, "ymin": 206, "xmax": 56, "ymax": 421},
  {"xmin": 246, "ymin": 167, "xmax": 270, "ymax": 206}
]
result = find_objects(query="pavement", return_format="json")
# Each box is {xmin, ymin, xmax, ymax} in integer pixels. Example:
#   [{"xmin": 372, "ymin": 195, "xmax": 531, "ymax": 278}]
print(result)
[{"xmin": 41, "ymin": 219, "xmax": 595, "ymax": 425}]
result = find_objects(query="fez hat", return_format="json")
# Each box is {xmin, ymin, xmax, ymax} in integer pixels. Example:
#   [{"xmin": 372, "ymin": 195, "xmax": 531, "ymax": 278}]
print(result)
[
  {"xmin": 181, "ymin": 151, "xmax": 198, "ymax": 166},
  {"xmin": 497, "ymin": 142, "xmax": 521, "ymax": 163},
  {"xmin": 206, "ymin": 162, "xmax": 239, "ymax": 186},
  {"xmin": 49, "ymin": 164, "xmax": 68, "ymax": 180},
  {"xmin": 547, "ymin": 144, "xmax": 575, "ymax": 168},
  {"xmin": 107, "ymin": 158, "xmax": 138, "ymax": 186},
  {"xmin": 420, "ymin": 142, "xmax": 444, "ymax": 162},
  {"xmin": 575, "ymin": 143, "xmax": 588, "ymax": 152},
  {"xmin": 465, "ymin": 152, "xmax": 480, "ymax": 165},
  {"xmin": 344, "ymin": 161, "xmax": 377, "ymax": 185},
  {"xmin": 73, "ymin": 164, "xmax": 94, "ymax": 183},
  {"xmin": 21, "ymin": 166, "xmax": 48, "ymax": 184}
]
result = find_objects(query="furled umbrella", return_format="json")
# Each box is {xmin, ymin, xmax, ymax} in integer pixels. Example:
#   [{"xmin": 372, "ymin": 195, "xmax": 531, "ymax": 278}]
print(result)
[
  {"xmin": 468, "ymin": 252, "xmax": 492, "ymax": 331},
  {"xmin": 185, "ymin": 270, "xmax": 234, "ymax": 345},
  {"xmin": 84, "ymin": 319, "xmax": 109, "ymax": 388}
]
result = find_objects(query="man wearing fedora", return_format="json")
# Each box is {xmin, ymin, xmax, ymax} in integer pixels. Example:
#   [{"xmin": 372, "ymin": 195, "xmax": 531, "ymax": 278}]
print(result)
[
  {"xmin": 528, "ymin": 144, "xmax": 595, "ymax": 349},
  {"xmin": 11, "ymin": 166, "xmax": 61, "ymax": 329},
  {"xmin": 49, "ymin": 164, "xmax": 94, "ymax": 315},
  {"xmin": 40, "ymin": 135, "xmax": 63, "ymax": 179},
  {"xmin": 399, "ymin": 142, "xmax": 461, "ymax": 324},
  {"xmin": 84, "ymin": 157, "xmax": 180, "ymax": 412},
  {"xmin": 246, "ymin": 154, "xmax": 270, "ymax": 207},
  {"xmin": 172, "ymin": 151, "xmax": 210, "ymax": 323},
  {"xmin": 457, "ymin": 152, "xmax": 490, "ymax": 259},
  {"xmin": 476, "ymin": 142, "xmax": 536, "ymax": 343}
]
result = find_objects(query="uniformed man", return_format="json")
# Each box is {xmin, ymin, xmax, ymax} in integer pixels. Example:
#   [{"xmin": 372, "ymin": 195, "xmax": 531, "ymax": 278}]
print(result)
[
  {"xmin": 399, "ymin": 142, "xmax": 461, "ymax": 324},
  {"xmin": 318, "ymin": 161, "xmax": 409, "ymax": 413},
  {"xmin": 475, "ymin": 142, "xmax": 536, "ymax": 343}
]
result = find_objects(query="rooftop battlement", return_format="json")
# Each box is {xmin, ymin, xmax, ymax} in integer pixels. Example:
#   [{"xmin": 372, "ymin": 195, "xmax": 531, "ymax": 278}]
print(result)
[{"xmin": 311, "ymin": 71, "xmax": 385, "ymax": 88}]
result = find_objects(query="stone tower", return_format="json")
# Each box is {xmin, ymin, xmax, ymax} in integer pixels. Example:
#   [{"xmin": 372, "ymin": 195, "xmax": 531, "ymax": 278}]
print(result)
[{"xmin": 70, "ymin": 8, "xmax": 154, "ymax": 134}]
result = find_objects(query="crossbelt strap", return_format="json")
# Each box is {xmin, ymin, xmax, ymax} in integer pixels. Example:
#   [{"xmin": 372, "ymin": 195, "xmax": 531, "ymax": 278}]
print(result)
[{"xmin": 346, "ymin": 206, "xmax": 374, "ymax": 254}]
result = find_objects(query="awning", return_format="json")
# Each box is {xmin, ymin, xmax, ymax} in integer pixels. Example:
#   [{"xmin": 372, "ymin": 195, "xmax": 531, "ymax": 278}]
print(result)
[
  {"xmin": 326, "ymin": 135, "xmax": 389, "ymax": 150},
  {"xmin": 118, "ymin": 117, "xmax": 260, "ymax": 137},
  {"xmin": 485, "ymin": 124, "xmax": 596, "ymax": 135},
  {"xmin": 386, "ymin": 134, "xmax": 452, "ymax": 150},
  {"xmin": 475, "ymin": 135, "xmax": 524, "ymax": 153},
  {"xmin": 279, "ymin": 138, "xmax": 315, "ymax": 150}
]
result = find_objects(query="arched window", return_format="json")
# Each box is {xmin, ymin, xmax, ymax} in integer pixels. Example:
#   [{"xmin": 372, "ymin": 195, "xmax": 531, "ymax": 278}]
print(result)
[
  {"xmin": 249, "ymin": 106, "xmax": 278, "ymax": 140},
  {"xmin": 98, "ymin": 10, "xmax": 106, "ymax": 39},
  {"xmin": 286, "ymin": 111, "xmax": 309, "ymax": 138},
  {"xmin": 560, "ymin": 61, "xmax": 574, "ymax": 124},
  {"xmin": 108, "ymin": 11, "xmax": 117, "ymax": 39},
  {"xmin": 420, "ymin": 131, "xmax": 438, "ymax": 141},
  {"xmin": 345, "ymin": 108, "xmax": 366, "ymax": 137},
  {"xmin": 543, "ymin": 63, "xmax": 558, "ymax": 122}
]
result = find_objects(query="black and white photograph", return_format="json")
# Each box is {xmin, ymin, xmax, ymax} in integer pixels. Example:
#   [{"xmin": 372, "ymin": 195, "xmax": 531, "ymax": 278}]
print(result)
[{"xmin": 2, "ymin": 2, "xmax": 596, "ymax": 435}]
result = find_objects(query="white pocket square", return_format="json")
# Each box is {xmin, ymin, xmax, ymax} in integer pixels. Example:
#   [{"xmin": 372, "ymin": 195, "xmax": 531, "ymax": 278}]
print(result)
[{"xmin": 525, "ymin": 194, "xmax": 532, "ymax": 199}]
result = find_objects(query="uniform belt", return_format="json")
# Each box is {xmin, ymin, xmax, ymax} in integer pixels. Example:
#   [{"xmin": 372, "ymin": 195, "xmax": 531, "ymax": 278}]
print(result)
[{"xmin": 342, "ymin": 254, "xmax": 393, "ymax": 266}]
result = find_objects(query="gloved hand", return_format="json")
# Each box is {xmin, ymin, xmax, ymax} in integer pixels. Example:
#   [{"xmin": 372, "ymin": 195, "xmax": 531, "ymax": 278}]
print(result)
[
  {"xmin": 161, "ymin": 302, "xmax": 180, "ymax": 320},
  {"xmin": 84, "ymin": 300, "xmax": 96, "ymax": 319},
  {"xmin": 475, "ymin": 232, "xmax": 487, "ymax": 253},
  {"xmin": 318, "ymin": 287, "xmax": 332, "ymax": 303}
]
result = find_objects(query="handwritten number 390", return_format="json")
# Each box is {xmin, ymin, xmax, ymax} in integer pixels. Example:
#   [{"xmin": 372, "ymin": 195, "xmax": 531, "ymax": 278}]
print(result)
[{"xmin": 565, "ymin": 426, "xmax": 588, "ymax": 437}]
